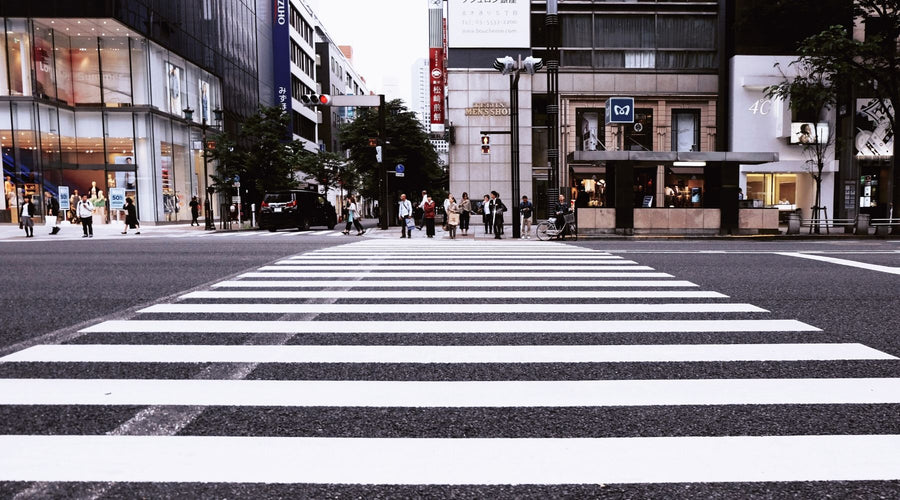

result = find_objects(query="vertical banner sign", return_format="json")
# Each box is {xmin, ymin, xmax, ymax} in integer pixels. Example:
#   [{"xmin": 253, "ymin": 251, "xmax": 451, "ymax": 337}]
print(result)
[
  {"xmin": 109, "ymin": 188, "xmax": 126, "ymax": 210},
  {"xmin": 429, "ymin": 48, "xmax": 445, "ymax": 132},
  {"xmin": 273, "ymin": 0, "xmax": 292, "ymax": 135},
  {"xmin": 58, "ymin": 186, "xmax": 70, "ymax": 211}
]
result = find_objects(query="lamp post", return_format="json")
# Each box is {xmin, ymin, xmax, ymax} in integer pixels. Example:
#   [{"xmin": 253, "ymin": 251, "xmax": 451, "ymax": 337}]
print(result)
[
  {"xmin": 184, "ymin": 106, "xmax": 223, "ymax": 230},
  {"xmin": 493, "ymin": 55, "xmax": 544, "ymax": 239}
]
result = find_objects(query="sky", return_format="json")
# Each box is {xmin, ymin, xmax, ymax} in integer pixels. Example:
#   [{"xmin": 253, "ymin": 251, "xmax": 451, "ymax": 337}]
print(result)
[{"xmin": 306, "ymin": 0, "xmax": 430, "ymax": 107}]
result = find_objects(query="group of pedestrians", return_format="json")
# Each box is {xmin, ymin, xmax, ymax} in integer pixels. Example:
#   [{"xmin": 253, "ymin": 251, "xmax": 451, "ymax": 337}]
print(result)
[
  {"xmin": 341, "ymin": 195, "xmax": 366, "ymax": 236},
  {"xmin": 16, "ymin": 193, "xmax": 140, "ymax": 238},
  {"xmin": 398, "ymin": 190, "xmax": 519, "ymax": 240}
]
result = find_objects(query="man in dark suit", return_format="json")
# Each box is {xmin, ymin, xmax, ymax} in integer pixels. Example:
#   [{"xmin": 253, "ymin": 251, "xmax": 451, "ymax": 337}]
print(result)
[{"xmin": 489, "ymin": 191, "xmax": 507, "ymax": 239}]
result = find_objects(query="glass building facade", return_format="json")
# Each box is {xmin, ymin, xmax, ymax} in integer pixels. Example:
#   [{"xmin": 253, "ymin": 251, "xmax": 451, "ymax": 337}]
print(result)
[{"xmin": 1, "ymin": 18, "xmax": 224, "ymax": 223}]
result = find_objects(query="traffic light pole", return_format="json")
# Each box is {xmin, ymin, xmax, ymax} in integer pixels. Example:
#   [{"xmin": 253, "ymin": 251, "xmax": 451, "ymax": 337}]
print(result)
[
  {"xmin": 509, "ymin": 71, "xmax": 521, "ymax": 240},
  {"xmin": 378, "ymin": 94, "xmax": 389, "ymax": 230}
]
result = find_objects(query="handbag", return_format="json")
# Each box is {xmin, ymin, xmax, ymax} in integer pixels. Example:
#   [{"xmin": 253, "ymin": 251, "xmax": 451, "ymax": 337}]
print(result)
[{"xmin": 405, "ymin": 217, "xmax": 415, "ymax": 230}]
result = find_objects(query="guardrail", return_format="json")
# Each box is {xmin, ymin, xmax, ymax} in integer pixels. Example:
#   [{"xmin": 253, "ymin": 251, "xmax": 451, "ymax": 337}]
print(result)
[{"xmin": 871, "ymin": 218, "xmax": 900, "ymax": 236}]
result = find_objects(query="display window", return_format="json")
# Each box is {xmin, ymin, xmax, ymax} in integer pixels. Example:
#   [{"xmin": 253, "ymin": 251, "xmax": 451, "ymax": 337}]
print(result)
[
  {"xmin": 32, "ymin": 23, "xmax": 57, "ymax": 101},
  {"xmin": 5, "ymin": 18, "xmax": 32, "ymax": 96},
  {"xmin": 746, "ymin": 173, "xmax": 797, "ymax": 209},
  {"xmin": 573, "ymin": 174, "xmax": 609, "ymax": 207},
  {"xmin": 624, "ymin": 108, "xmax": 654, "ymax": 151},
  {"xmin": 664, "ymin": 167, "xmax": 705, "ymax": 207},
  {"xmin": 633, "ymin": 167, "xmax": 656, "ymax": 207},
  {"xmin": 576, "ymin": 108, "xmax": 605, "ymax": 152},
  {"xmin": 100, "ymin": 36, "xmax": 133, "ymax": 106},
  {"xmin": 71, "ymin": 36, "xmax": 102, "ymax": 106}
]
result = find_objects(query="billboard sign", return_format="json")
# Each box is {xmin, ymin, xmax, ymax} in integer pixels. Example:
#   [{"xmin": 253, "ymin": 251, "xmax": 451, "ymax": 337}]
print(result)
[
  {"xmin": 447, "ymin": 0, "xmax": 530, "ymax": 48},
  {"xmin": 273, "ymin": 0, "xmax": 292, "ymax": 125},
  {"xmin": 789, "ymin": 122, "xmax": 829, "ymax": 145},
  {"xmin": 605, "ymin": 97, "xmax": 635, "ymax": 124},
  {"xmin": 430, "ymin": 47, "xmax": 445, "ymax": 132},
  {"xmin": 109, "ymin": 188, "xmax": 126, "ymax": 210}
]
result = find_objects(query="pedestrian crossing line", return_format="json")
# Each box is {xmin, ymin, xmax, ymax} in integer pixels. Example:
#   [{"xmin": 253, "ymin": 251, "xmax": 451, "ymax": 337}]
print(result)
[
  {"xmin": 181, "ymin": 290, "xmax": 730, "ymax": 299},
  {"xmin": 262, "ymin": 265, "xmax": 651, "ymax": 271},
  {"xmin": 279, "ymin": 258, "xmax": 632, "ymax": 264},
  {"xmin": 211, "ymin": 280, "xmax": 700, "ymax": 288},
  {"xmin": 236, "ymin": 271, "xmax": 675, "ymax": 278},
  {"xmin": 0, "ymin": 378, "xmax": 895, "ymax": 406},
  {"xmin": 3, "ymin": 343, "xmax": 892, "ymax": 364},
  {"xmin": 79, "ymin": 319, "xmax": 821, "ymax": 334},
  {"xmin": 287, "ymin": 255, "xmax": 624, "ymax": 260},
  {"xmin": 4, "ymin": 434, "xmax": 898, "ymax": 484},
  {"xmin": 136, "ymin": 303, "xmax": 767, "ymax": 314}
]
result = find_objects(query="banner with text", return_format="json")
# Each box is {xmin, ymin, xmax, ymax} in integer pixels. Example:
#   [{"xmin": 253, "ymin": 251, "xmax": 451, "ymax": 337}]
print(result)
[{"xmin": 429, "ymin": 47, "xmax": 446, "ymax": 132}]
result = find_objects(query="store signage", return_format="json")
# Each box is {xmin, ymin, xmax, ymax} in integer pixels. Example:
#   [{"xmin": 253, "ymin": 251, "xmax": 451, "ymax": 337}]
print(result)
[
  {"xmin": 58, "ymin": 186, "xmax": 70, "ymax": 210},
  {"xmin": 465, "ymin": 102, "xmax": 510, "ymax": 116},
  {"xmin": 855, "ymin": 98, "xmax": 893, "ymax": 156},
  {"xmin": 605, "ymin": 97, "xmax": 635, "ymax": 124},
  {"xmin": 272, "ymin": 0, "xmax": 292, "ymax": 135},
  {"xmin": 429, "ymin": 47, "xmax": 446, "ymax": 131},
  {"xmin": 109, "ymin": 188, "xmax": 126, "ymax": 210},
  {"xmin": 790, "ymin": 122, "xmax": 829, "ymax": 145},
  {"xmin": 447, "ymin": 0, "xmax": 530, "ymax": 48}
]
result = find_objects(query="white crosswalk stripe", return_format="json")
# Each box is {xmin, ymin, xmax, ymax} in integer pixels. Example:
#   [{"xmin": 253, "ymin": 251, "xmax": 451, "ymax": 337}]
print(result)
[{"xmin": 1, "ymin": 238, "xmax": 897, "ymax": 491}]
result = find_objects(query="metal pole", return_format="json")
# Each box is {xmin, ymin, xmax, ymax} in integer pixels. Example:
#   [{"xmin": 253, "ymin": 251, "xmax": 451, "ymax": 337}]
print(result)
[
  {"xmin": 546, "ymin": 0, "xmax": 560, "ymax": 217},
  {"xmin": 510, "ymin": 71, "xmax": 521, "ymax": 239},
  {"xmin": 202, "ymin": 122, "xmax": 214, "ymax": 230},
  {"xmin": 378, "ymin": 94, "xmax": 389, "ymax": 230}
]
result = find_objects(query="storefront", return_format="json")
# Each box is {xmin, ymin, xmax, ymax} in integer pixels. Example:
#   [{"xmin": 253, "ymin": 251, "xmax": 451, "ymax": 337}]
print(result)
[{"xmin": 1, "ymin": 18, "xmax": 222, "ymax": 224}]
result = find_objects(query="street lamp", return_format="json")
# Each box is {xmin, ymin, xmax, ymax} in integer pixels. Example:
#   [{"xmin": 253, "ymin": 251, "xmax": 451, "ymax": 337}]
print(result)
[
  {"xmin": 184, "ymin": 106, "xmax": 223, "ymax": 230},
  {"xmin": 493, "ymin": 55, "xmax": 543, "ymax": 239}
]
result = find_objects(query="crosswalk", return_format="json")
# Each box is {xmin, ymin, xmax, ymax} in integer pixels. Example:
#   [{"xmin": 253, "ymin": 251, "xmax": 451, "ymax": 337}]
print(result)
[{"xmin": 1, "ymin": 240, "xmax": 899, "ymax": 493}]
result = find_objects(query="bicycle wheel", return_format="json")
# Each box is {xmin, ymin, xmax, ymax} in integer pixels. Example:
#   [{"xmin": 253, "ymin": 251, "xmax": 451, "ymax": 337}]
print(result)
[
  {"xmin": 569, "ymin": 223, "xmax": 578, "ymax": 241},
  {"xmin": 535, "ymin": 222, "xmax": 551, "ymax": 241}
]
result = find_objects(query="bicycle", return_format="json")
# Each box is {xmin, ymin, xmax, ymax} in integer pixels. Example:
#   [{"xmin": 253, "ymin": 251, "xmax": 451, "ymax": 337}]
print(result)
[{"xmin": 535, "ymin": 212, "xmax": 577, "ymax": 241}]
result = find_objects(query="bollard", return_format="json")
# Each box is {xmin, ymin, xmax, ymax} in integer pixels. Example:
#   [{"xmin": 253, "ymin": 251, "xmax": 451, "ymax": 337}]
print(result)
[{"xmin": 251, "ymin": 203, "xmax": 256, "ymax": 228}]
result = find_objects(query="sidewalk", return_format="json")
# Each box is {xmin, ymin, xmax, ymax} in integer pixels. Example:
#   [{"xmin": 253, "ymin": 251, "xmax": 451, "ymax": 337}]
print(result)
[{"xmin": 0, "ymin": 220, "xmax": 204, "ymax": 241}]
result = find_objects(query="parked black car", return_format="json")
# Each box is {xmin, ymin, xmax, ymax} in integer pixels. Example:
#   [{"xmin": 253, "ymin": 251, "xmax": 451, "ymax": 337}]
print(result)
[{"xmin": 258, "ymin": 190, "xmax": 337, "ymax": 231}]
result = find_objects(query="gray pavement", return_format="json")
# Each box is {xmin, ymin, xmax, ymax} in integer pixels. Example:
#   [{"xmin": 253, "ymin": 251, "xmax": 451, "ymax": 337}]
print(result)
[{"xmin": 0, "ymin": 233, "xmax": 898, "ymax": 498}]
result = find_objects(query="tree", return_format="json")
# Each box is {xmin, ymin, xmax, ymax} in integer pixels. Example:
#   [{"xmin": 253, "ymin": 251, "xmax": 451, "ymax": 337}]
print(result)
[
  {"xmin": 791, "ymin": 1, "xmax": 900, "ymax": 231},
  {"xmin": 765, "ymin": 61, "xmax": 838, "ymax": 232},
  {"xmin": 206, "ymin": 106, "xmax": 306, "ymax": 206},
  {"xmin": 339, "ymin": 99, "xmax": 442, "ymax": 206},
  {"xmin": 295, "ymin": 150, "xmax": 347, "ymax": 197}
]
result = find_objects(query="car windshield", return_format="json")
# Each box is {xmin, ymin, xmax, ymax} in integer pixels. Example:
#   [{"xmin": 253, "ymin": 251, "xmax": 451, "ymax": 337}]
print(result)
[{"xmin": 264, "ymin": 193, "xmax": 293, "ymax": 204}]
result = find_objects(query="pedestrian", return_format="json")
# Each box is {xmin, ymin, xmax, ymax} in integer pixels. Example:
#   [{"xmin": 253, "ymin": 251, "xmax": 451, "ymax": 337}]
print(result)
[
  {"xmin": 490, "ymin": 191, "xmax": 507, "ymax": 239},
  {"xmin": 342, "ymin": 195, "xmax": 366, "ymax": 235},
  {"xmin": 459, "ymin": 192, "xmax": 471, "ymax": 236},
  {"xmin": 423, "ymin": 195, "xmax": 436, "ymax": 238},
  {"xmin": 481, "ymin": 194, "xmax": 492, "ymax": 234},
  {"xmin": 19, "ymin": 195, "xmax": 35, "ymax": 238},
  {"xmin": 45, "ymin": 191, "xmax": 61, "ymax": 235},
  {"xmin": 121, "ymin": 196, "xmax": 140, "ymax": 235},
  {"xmin": 398, "ymin": 193, "xmax": 414, "ymax": 238},
  {"xmin": 69, "ymin": 189, "xmax": 79, "ymax": 223},
  {"xmin": 442, "ymin": 195, "xmax": 451, "ymax": 231},
  {"xmin": 189, "ymin": 196, "xmax": 200, "ymax": 226},
  {"xmin": 416, "ymin": 190, "xmax": 428, "ymax": 230},
  {"xmin": 520, "ymin": 195, "xmax": 534, "ymax": 239},
  {"xmin": 446, "ymin": 194, "xmax": 459, "ymax": 239},
  {"xmin": 76, "ymin": 194, "xmax": 95, "ymax": 238}
]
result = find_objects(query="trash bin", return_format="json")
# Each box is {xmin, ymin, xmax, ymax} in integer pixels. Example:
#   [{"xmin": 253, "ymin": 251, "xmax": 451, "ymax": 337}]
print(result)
[
  {"xmin": 787, "ymin": 213, "xmax": 801, "ymax": 234},
  {"xmin": 855, "ymin": 214, "xmax": 870, "ymax": 235}
]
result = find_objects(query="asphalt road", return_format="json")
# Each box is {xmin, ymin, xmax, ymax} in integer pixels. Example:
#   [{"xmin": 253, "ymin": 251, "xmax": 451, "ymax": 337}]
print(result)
[{"xmin": 0, "ymin": 233, "xmax": 898, "ymax": 498}]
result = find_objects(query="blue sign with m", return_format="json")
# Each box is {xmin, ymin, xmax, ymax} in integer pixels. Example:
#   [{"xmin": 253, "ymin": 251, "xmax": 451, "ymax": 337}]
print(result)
[{"xmin": 605, "ymin": 97, "xmax": 635, "ymax": 124}]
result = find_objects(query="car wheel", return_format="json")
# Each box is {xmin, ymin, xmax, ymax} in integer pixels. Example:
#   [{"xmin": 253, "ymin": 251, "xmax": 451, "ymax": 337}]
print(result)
[
  {"xmin": 298, "ymin": 217, "xmax": 311, "ymax": 231},
  {"xmin": 267, "ymin": 227, "xmax": 277, "ymax": 232}
]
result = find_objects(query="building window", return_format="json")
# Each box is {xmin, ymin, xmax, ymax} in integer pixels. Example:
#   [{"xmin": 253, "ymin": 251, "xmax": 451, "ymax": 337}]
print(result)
[
  {"xmin": 633, "ymin": 167, "xmax": 656, "ymax": 207},
  {"xmin": 575, "ymin": 108, "xmax": 605, "ymax": 151},
  {"xmin": 623, "ymin": 109, "xmax": 653, "ymax": 151},
  {"xmin": 746, "ymin": 173, "xmax": 797, "ymax": 208},
  {"xmin": 672, "ymin": 109, "xmax": 701, "ymax": 151}
]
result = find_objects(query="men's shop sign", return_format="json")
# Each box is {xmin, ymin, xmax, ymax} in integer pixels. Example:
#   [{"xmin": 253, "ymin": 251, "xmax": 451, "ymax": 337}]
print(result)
[{"xmin": 465, "ymin": 102, "xmax": 510, "ymax": 116}]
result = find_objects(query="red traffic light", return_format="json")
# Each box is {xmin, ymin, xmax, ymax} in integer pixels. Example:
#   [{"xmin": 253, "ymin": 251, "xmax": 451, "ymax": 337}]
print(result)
[{"xmin": 318, "ymin": 94, "xmax": 331, "ymax": 105}]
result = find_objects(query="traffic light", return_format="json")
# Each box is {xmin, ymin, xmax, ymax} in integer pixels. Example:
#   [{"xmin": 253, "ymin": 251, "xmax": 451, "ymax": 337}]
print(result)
[
  {"xmin": 481, "ymin": 135, "xmax": 490, "ymax": 155},
  {"xmin": 300, "ymin": 94, "xmax": 331, "ymax": 106}
]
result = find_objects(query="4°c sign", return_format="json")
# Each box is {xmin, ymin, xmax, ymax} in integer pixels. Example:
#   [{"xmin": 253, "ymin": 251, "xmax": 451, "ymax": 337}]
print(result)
[{"xmin": 606, "ymin": 97, "xmax": 635, "ymax": 124}]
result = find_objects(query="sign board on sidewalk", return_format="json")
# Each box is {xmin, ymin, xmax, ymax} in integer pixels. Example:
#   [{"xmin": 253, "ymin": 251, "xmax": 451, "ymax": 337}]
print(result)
[
  {"xmin": 109, "ymin": 188, "xmax": 126, "ymax": 210},
  {"xmin": 606, "ymin": 97, "xmax": 635, "ymax": 124},
  {"xmin": 58, "ymin": 186, "xmax": 70, "ymax": 210}
]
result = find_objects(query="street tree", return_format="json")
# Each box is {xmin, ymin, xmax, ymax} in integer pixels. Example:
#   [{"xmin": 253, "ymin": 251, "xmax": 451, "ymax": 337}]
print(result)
[
  {"xmin": 339, "ymin": 99, "xmax": 442, "ymax": 204},
  {"xmin": 765, "ymin": 61, "xmax": 838, "ymax": 232},
  {"xmin": 790, "ymin": 1, "xmax": 900, "ymax": 230},
  {"xmin": 207, "ymin": 106, "xmax": 305, "ymax": 205},
  {"xmin": 295, "ymin": 150, "xmax": 347, "ymax": 197}
]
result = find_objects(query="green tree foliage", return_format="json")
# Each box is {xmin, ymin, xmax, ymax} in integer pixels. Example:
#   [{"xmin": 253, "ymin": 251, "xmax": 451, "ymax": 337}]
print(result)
[
  {"xmin": 339, "ymin": 99, "xmax": 442, "ymax": 203},
  {"xmin": 207, "ymin": 106, "xmax": 305, "ymax": 201},
  {"xmin": 789, "ymin": 1, "xmax": 900, "ymax": 228},
  {"xmin": 295, "ymin": 150, "xmax": 348, "ymax": 196}
]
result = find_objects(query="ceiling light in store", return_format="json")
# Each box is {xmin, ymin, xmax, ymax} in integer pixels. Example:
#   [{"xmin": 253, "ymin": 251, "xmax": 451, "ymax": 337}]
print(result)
[{"xmin": 673, "ymin": 161, "xmax": 706, "ymax": 167}]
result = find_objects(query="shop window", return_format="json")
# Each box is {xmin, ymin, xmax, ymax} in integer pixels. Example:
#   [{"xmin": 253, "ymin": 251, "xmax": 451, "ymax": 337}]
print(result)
[
  {"xmin": 54, "ymin": 31, "xmax": 74, "ymax": 106},
  {"xmin": 576, "ymin": 174, "xmax": 609, "ymax": 208},
  {"xmin": 71, "ymin": 36, "xmax": 102, "ymax": 106},
  {"xmin": 130, "ymin": 38, "xmax": 150, "ymax": 106},
  {"xmin": 5, "ymin": 19, "xmax": 33, "ymax": 96},
  {"xmin": 746, "ymin": 173, "xmax": 797, "ymax": 208},
  {"xmin": 672, "ymin": 110, "xmax": 700, "ymax": 152},
  {"xmin": 0, "ymin": 29, "xmax": 7, "ymax": 96},
  {"xmin": 33, "ymin": 23, "xmax": 57, "ymax": 101},
  {"xmin": 633, "ymin": 167, "xmax": 656, "ymax": 207},
  {"xmin": 624, "ymin": 109, "xmax": 653, "ymax": 151},
  {"xmin": 665, "ymin": 167, "xmax": 705, "ymax": 208},
  {"xmin": 100, "ymin": 37, "xmax": 133, "ymax": 106},
  {"xmin": 74, "ymin": 112, "xmax": 104, "ymax": 167},
  {"xmin": 576, "ymin": 108, "xmax": 605, "ymax": 152}
]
